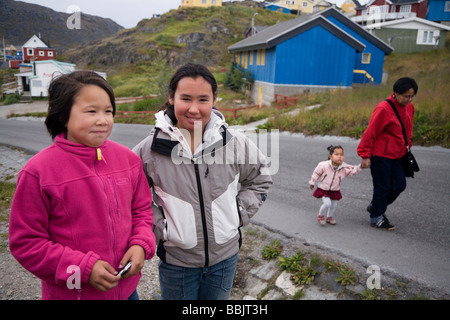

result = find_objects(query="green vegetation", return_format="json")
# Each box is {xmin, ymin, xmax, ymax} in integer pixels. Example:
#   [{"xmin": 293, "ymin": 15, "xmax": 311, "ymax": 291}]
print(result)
[
  {"xmin": 261, "ymin": 240, "xmax": 283, "ymax": 260},
  {"xmin": 0, "ymin": 181, "xmax": 15, "ymax": 218}
]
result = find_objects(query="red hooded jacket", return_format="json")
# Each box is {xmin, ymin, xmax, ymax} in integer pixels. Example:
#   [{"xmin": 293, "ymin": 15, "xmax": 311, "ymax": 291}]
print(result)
[{"xmin": 357, "ymin": 93, "xmax": 414, "ymax": 160}]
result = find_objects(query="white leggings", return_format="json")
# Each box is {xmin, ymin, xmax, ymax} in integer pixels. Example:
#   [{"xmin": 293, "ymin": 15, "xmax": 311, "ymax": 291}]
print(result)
[{"xmin": 319, "ymin": 197, "xmax": 338, "ymax": 217}]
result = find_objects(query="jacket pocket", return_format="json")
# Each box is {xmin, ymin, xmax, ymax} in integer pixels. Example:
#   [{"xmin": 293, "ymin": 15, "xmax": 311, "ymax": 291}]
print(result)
[
  {"xmin": 211, "ymin": 174, "xmax": 240, "ymax": 245},
  {"xmin": 153, "ymin": 186, "xmax": 197, "ymax": 249}
]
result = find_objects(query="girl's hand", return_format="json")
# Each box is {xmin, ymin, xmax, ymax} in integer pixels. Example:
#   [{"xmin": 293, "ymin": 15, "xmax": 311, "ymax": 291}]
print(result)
[
  {"xmin": 361, "ymin": 158, "xmax": 371, "ymax": 169},
  {"xmin": 310, "ymin": 185, "xmax": 314, "ymax": 190},
  {"xmin": 89, "ymin": 260, "xmax": 120, "ymax": 292},
  {"xmin": 119, "ymin": 245, "xmax": 145, "ymax": 279}
]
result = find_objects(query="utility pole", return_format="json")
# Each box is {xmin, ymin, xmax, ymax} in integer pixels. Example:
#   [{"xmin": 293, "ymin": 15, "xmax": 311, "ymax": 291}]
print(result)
[{"xmin": 2, "ymin": 37, "xmax": 6, "ymax": 62}]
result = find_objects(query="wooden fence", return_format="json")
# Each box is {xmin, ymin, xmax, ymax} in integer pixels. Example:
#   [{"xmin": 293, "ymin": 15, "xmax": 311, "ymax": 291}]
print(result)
[
  {"xmin": 115, "ymin": 94, "xmax": 296, "ymax": 120},
  {"xmin": 115, "ymin": 105, "xmax": 260, "ymax": 120},
  {"xmin": 217, "ymin": 105, "xmax": 259, "ymax": 118},
  {"xmin": 115, "ymin": 110, "xmax": 157, "ymax": 119},
  {"xmin": 275, "ymin": 94, "xmax": 297, "ymax": 110},
  {"xmin": 115, "ymin": 95, "xmax": 158, "ymax": 105}
]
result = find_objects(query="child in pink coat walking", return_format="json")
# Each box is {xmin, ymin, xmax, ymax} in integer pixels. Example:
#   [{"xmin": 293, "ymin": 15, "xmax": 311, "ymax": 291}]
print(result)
[{"xmin": 309, "ymin": 145, "xmax": 363, "ymax": 225}]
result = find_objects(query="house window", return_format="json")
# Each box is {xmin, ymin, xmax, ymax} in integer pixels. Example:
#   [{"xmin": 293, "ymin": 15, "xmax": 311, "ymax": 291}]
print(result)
[
  {"xmin": 27, "ymin": 48, "xmax": 34, "ymax": 56},
  {"xmin": 39, "ymin": 51, "xmax": 45, "ymax": 56},
  {"xmin": 399, "ymin": 5, "xmax": 411, "ymax": 13},
  {"xmin": 250, "ymin": 50, "xmax": 254, "ymax": 65},
  {"xmin": 362, "ymin": 53, "xmax": 371, "ymax": 64},
  {"xmin": 32, "ymin": 80, "xmax": 42, "ymax": 87},
  {"xmin": 445, "ymin": 1, "xmax": 450, "ymax": 11},
  {"xmin": 302, "ymin": 1, "xmax": 308, "ymax": 7},
  {"xmin": 48, "ymin": 51, "xmax": 54, "ymax": 57},
  {"xmin": 202, "ymin": 0, "xmax": 206, "ymax": 4},
  {"xmin": 261, "ymin": 49, "xmax": 266, "ymax": 66},
  {"xmin": 379, "ymin": 5, "xmax": 389, "ymax": 13},
  {"xmin": 417, "ymin": 30, "xmax": 440, "ymax": 45}
]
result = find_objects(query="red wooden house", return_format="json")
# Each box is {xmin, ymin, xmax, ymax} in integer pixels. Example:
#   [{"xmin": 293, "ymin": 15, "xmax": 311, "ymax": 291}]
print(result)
[
  {"xmin": 22, "ymin": 34, "xmax": 56, "ymax": 62},
  {"xmin": 352, "ymin": 0, "xmax": 428, "ymax": 25}
]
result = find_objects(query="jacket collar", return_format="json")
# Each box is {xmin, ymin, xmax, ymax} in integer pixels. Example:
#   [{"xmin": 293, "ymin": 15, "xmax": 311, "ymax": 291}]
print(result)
[
  {"xmin": 151, "ymin": 110, "xmax": 232, "ymax": 159},
  {"xmin": 328, "ymin": 159, "xmax": 343, "ymax": 170},
  {"xmin": 54, "ymin": 133, "xmax": 109, "ymax": 162}
]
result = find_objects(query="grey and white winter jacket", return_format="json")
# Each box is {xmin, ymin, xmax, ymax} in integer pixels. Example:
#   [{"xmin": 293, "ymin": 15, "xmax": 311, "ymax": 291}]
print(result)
[{"xmin": 133, "ymin": 110, "xmax": 272, "ymax": 268}]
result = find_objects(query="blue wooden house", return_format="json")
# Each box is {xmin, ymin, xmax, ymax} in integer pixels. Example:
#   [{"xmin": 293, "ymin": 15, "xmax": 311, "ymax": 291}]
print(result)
[
  {"xmin": 427, "ymin": 0, "xmax": 450, "ymax": 24},
  {"xmin": 264, "ymin": 2, "xmax": 292, "ymax": 14},
  {"xmin": 318, "ymin": 7, "xmax": 393, "ymax": 84},
  {"xmin": 228, "ymin": 7, "xmax": 392, "ymax": 106}
]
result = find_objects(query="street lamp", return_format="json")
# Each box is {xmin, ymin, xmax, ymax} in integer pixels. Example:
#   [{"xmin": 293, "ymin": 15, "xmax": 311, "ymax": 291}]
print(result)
[{"xmin": 252, "ymin": 12, "xmax": 258, "ymax": 36}]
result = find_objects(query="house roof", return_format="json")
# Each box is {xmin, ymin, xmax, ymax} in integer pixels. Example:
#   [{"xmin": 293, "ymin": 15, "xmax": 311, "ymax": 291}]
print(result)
[
  {"xmin": 316, "ymin": 7, "xmax": 394, "ymax": 54},
  {"xmin": 356, "ymin": 0, "xmax": 424, "ymax": 9},
  {"xmin": 365, "ymin": 16, "xmax": 450, "ymax": 30},
  {"xmin": 228, "ymin": 14, "xmax": 365, "ymax": 53},
  {"xmin": 14, "ymin": 60, "xmax": 76, "ymax": 79}
]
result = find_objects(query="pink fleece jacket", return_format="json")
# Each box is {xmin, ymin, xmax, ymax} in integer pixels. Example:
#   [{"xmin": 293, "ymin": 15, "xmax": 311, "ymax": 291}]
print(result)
[
  {"xmin": 309, "ymin": 160, "xmax": 362, "ymax": 191},
  {"xmin": 9, "ymin": 134, "xmax": 155, "ymax": 300}
]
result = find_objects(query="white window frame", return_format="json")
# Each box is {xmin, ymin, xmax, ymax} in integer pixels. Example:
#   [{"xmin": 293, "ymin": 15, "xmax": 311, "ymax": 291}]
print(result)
[
  {"xmin": 416, "ymin": 29, "xmax": 440, "ymax": 45},
  {"xmin": 362, "ymin": 53, "xmax": 371, "ymax": 64},
  {"xmin": 445, "ymin": 1, "xmax": 450, "ymax": 11},
  {"xmin": 399, "ymin": 5, "xmax": 411, "ymax": 13}
]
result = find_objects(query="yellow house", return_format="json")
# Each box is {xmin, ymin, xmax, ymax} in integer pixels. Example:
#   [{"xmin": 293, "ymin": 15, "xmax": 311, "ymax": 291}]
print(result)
[
  {"xmin": 276, "ymin": 0, "xmax": 314, "ymax": 14},
  {"xmin": 312, "ymin": 0, "xmax": 331, "ymax": 13},
  {"xmin": 340, "ymin": 0, "xmax": 357, "ymax": 14},
  {"xmin": 180, "ymin": 0, "xmax": 222, "ymax": 8}
]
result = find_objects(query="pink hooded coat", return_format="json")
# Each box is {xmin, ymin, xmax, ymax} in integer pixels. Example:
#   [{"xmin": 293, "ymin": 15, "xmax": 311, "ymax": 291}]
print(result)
[{"xmin": 309, "ymin": 160, "xmax": 361, "ymax": 191}]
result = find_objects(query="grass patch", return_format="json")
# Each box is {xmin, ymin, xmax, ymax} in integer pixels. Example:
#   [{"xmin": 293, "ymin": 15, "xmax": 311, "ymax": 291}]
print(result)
[{"xmin": 0, "ymin": 181, "xmax": 16, "ymax": 224}]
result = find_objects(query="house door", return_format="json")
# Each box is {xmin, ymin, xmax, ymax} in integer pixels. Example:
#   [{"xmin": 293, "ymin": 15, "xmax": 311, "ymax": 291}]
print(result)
[{"xmin": 21, "ymin": 77, "xmax": 30, "ymax": 92}]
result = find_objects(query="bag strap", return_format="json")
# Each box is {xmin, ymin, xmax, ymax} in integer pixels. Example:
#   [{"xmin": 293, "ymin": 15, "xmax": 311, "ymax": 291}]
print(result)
[{"xmin": 385, "ymin": 99, "xmax": 409, "ymax": 151}]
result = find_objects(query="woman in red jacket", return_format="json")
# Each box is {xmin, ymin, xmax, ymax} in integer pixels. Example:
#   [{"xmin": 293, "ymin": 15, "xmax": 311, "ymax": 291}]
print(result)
[{"xmin": 357, "ymin": 77, "xmax": 418, "ymax": 230}]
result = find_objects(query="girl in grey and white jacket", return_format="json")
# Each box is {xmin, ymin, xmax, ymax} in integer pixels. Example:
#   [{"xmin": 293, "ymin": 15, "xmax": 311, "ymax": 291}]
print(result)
[{"xmin": 133, "ymin": 64, "xmax": 272, "ymax": 300}]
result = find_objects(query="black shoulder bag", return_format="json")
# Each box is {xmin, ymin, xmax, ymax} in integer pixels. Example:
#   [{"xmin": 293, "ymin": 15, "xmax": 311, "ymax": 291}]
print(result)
[{"xmin": 386, "ymin": 99, "xmax": 419, "ymax": 178}]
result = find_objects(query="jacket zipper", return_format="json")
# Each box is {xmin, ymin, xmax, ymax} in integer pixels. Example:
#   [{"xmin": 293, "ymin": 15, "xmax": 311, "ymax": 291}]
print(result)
[
  {"xmin": 108, "ymin": 177, "xmax": 121, "ymax": 216},
  {"xmin": 194, "ymin": 162, "xmax": 209, "ymax": 267},
  {"xmin": 94, "ymin": 150, "xmax": 120, "ymax": 299},
  {"xmin": 328, "ymin": 169, "xmax": 337, "ymax": 191}
]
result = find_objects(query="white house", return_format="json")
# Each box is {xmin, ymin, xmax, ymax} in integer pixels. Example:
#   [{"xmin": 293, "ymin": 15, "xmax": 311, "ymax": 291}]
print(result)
[{"xmin": 15, "ymin": 60, "xmax": 76, "ymax": 97}]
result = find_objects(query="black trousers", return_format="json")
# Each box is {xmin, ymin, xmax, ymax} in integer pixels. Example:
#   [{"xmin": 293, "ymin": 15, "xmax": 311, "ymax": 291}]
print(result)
[{"xmin": 369, "ymin": 155, "xmax": 407, "ymax": 220}]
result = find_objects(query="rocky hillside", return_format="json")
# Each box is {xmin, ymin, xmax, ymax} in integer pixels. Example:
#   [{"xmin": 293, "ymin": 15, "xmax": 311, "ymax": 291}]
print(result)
[
  {"xmin": 0, "ymin": 0, "xmax": 123, "ymax": 48},
  {"xmin": 62, "ymin": 3, "xmax": 295, "ymax": 69}
]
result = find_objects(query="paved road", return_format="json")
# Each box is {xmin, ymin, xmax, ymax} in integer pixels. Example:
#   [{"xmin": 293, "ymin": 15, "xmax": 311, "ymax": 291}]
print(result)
[{"xmin": 1, "ymin": 116, "xmax": 449, "ymax": 295}]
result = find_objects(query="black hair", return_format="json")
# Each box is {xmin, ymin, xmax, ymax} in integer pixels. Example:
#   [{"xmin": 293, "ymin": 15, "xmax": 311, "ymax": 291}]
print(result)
[
  {"xmin": 327, "ymin": 145, "xmax": 343, "ymax": 159},
  {"xmin": 45, "ymin": 70, "xmax": 116, "ymax": 139},
  {"xmin": 163, "ymin": 63, "xmax": 218, "ymax": 125},
  {"xmin": 393, "ymin": 77, "xmax": 418, "ymax": 95}
]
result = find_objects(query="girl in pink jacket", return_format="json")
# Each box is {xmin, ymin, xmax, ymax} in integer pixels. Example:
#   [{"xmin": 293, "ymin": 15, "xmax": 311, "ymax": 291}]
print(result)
[
  {"xmin": 309, "ymin": 145, "xmax": 362, "ymax": 225},
  {"xmin": 9, "ymin": 71, "xmax": 156, "ymax": 299}
]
